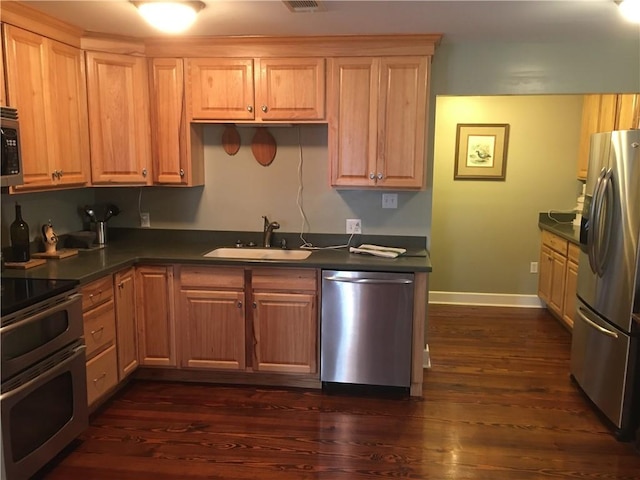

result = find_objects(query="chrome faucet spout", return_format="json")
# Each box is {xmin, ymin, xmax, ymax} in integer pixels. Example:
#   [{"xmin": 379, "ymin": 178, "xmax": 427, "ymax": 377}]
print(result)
[{"xmin": 262, "ymin": 216, "xmax": 280, "ymax": 247}]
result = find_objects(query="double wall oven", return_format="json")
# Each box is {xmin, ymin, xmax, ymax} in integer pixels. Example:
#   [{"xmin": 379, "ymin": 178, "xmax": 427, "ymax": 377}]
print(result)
[{"xmin": 1, "ymin": 277, "xmax": 88, "ymax": 480}]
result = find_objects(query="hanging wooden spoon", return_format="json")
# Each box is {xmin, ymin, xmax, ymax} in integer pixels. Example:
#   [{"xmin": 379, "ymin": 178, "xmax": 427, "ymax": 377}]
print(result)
[
  {"xmin": 251, "ymin": 127, "xmax": 277, "ymax": 166},
  {"xmin": 221, "ymin": 124, "xmax": 240, "ymax": 155}
]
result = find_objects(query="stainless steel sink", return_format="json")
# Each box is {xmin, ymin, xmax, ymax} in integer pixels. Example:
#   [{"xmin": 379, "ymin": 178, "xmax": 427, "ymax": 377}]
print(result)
[{"xmin": 203, "ymin": 247, "xmax": 312, "ymax": 260}]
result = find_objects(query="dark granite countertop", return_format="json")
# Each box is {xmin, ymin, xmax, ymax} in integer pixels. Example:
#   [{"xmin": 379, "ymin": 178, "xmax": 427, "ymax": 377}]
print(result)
[
  {"xmin": 538, "ymin": 212, "xmax": 580, "ymax": 244},
  {"xmin": 1, "ymin": 228, "xmax": 432, "ymax": 284}
]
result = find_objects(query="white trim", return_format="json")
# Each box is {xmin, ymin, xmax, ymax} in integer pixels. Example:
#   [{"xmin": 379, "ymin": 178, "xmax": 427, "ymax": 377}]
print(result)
[{"xmin": 429, "ymin": 291, "xmax": 545, "ymax": 308}]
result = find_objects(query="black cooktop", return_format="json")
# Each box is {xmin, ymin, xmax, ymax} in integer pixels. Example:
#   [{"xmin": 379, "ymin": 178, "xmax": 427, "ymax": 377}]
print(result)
[{"xmin": 1, "ymin": 277, "xmax": 79, "ymax": 317}]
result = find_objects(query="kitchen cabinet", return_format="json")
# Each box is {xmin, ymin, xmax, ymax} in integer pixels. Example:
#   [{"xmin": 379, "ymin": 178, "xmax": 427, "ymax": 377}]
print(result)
[
  {"xmin": 328, "ymin": 56, "xmax": 428, "ymax": 189},
  {"xmin": 577, "ymin": 93, "xmax": 639, "ymax": 179},
  {"xmin": 187, "ymin": 57, "xmax": 325, "ymax": 122},
  {"xmin": 86, "ymin": 51, "xmax": 152, "ymax": 185},
  {"xmin": 114, "ymin": 268, "xmax": 138, "ymax": 380},
  {"xmin": 3, "ymin": 24, "xmax": 90, "ymax": 190},
  {"xmin": 179, "ymin": 266, "xmax": 246, "ymax": 370},
  {"xmin": 136, "ymin": 265, "xmax": 176, "ymax": 366},
  {"xmin": 538, "ymin": 230, "xmax": 578, "ymax": 329},
  {"xmin": 177, "ymin": 265, "xmax": 318, "ymax": 375},
  {"xmin": 0, "ymin": 35, "xmax": 6, "ymax": 107},
  {"xmin": 149, "ymin": 58, "xmax": 204, "ymax": 186},
  {"xmin": 81, "ymin": 275, "xmax": 118, "ymax": 407},
  {"xmin": 252, "ymin": 269, "xmax": 317, "ymax": 374}
]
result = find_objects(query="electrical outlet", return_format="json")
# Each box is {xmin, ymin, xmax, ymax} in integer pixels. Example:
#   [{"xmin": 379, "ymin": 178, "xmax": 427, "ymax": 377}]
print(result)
[
  {"xmin": 530, "ymin": 261, "xmax": 538, "ymax": 274},
  {"xmin": 140, "ymin": 212, "xmax": 151, "ymax": 228},
  {"xmin": 382, "ymin": 193, "xmax": 398, "ymax": 209},
  {"xmin": 346, "ymin": 219, "xmax": 362, "ymax": 234}
]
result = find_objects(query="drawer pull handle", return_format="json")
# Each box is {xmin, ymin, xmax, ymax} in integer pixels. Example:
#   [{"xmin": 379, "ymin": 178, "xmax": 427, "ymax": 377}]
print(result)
[
  {"xmin": 93, "ymin": 372, "xmax": 107, "ymax": 383},
  {"xmin": 91, "ymin": 326, "xmax": 104, "ymax": 337}
]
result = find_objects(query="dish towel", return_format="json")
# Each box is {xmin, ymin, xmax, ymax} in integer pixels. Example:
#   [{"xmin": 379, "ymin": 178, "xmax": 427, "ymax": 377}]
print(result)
[{"xmin": 348, "ymin": 244, "xmax": 407, "ymax": 258}]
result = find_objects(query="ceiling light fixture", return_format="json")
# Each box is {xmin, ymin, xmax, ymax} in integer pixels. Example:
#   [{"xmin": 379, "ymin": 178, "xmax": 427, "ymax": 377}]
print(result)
[
  {"xmin": 617, "ymin": 0, "xmax": 640, "ymax": 23},
  {"xmin": 133, "ymin": 1, "xmax": 205, "ymax": 34}
]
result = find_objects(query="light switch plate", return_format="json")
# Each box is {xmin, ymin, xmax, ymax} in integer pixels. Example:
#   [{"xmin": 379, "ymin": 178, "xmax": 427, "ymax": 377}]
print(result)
[
  {"xmin": 382, "ymin": 193, "xmax": 398, "ymax": 209},
  {"xmin": 140, "ymin": 212, "xmax": 151, "ymax": 228}
]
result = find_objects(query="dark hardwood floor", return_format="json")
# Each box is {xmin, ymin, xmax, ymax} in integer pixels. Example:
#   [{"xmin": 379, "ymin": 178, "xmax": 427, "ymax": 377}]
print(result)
[{"xmin": 40, "ymin": 305, "xmax": 640, "ymax": 479}]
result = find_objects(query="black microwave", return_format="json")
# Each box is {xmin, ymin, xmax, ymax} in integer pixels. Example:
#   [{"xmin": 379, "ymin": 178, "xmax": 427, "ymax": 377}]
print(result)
[{"xmin": 1, "ymin": 108, "xmax": 23, "ymax": 187}]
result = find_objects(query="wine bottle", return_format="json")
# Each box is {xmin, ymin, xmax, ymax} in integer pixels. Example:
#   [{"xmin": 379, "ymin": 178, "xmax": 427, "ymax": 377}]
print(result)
[{"xmin": 10, "ymin": 203, "xmax": 30, "ymax": 262}]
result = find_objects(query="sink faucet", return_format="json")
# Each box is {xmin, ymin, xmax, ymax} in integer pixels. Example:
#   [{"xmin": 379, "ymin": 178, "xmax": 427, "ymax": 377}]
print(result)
[{"xmin": 262, "ymin": 216, "xmax": 280, "ymax": 248}]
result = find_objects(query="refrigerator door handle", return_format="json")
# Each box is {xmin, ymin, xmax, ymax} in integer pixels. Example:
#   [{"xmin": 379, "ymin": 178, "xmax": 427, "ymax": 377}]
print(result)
[
  {"xmin": 595, "ymin": 168, "xmax": 614, "ymax": 276},
  {"xmin": 577, "ymin": 308, "xmax": 619, "ymax": 339},
  {"xmin": 588, "ymin": 168, "xmax": 607, "ymax": 274}
]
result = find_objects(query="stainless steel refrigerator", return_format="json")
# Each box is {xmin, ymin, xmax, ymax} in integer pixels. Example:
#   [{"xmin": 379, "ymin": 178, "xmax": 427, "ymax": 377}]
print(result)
[{"xmin": 571, "ymin": 129, "xmax": 640, "ymax": 440}]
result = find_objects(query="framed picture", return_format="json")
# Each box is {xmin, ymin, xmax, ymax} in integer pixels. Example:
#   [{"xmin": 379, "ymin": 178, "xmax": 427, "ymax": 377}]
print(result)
[{"xmin": 454, "ymin": 124, "xmax": 510, "ymax": 180}]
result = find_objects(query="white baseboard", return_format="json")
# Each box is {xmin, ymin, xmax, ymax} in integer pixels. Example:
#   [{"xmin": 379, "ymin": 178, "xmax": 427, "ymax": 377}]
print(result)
[{"xmin": 429, "ymin": 291, "xmax": 544, "ymax": 308}]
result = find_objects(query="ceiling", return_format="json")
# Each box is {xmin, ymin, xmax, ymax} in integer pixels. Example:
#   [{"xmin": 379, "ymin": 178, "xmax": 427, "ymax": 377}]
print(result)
[{"xmin": 22, "ymin": 0, "xmax": 640, "ymax": 45}]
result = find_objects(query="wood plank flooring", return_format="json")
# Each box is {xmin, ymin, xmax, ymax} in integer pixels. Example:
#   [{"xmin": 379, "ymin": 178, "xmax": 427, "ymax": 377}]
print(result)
[{"xmin": 39, "ymin": 305, "xmax": 640, "ymax": 479}]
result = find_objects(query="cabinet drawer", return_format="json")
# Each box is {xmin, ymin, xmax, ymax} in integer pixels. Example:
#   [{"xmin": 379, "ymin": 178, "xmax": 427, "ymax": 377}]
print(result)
[
  {"xmin": 252, "ymin": 268, "xmax": 317, "ymax": 292},
  {"xmin": 568, "ymin": 242, "xmax": 581, "ymax": 264},
  {"xmin": 86, "ymin": 344, "xmax": 118, "ymax": 406},
  {"xmin": 84, "ymin": 299, "xmax": 116, "ymax": 359},
  {"xmin": 81, "ymin": 276, "xmax": 114, "ymax": 311},
  {"xmin": 180, "ymin": 266, "xmax": 245, "ymax": 289},
  {"xmin": 541, "ymin": 230, "xmax": 568, "ymax": 256}
]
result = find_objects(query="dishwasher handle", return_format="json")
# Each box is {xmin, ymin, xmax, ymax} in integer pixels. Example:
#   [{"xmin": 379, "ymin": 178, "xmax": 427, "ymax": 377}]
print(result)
[{"xmin": 323, "ymin": 276, "xmax": 413, "ymax": 285}]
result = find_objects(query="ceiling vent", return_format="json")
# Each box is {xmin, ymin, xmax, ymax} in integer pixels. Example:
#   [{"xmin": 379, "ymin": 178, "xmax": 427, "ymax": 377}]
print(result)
[{"xmin": 282, "ymin": 0, "xmax": 325, "ymax": 13}]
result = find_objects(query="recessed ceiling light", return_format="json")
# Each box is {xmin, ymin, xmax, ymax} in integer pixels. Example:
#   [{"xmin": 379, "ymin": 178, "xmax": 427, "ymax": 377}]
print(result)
[
  {"xmin": 132, "ymin": 1, "xmax": 205, "ymax": 34},
  {"xmin": 618, "ymin": 0, "xmax": 640, "ymax": 23}
]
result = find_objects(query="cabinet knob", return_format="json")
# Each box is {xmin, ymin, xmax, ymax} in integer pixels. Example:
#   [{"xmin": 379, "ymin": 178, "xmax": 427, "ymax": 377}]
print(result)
[
  {"xmin": 369, "ymin": 173, "xmax": 376, "ymax": 180},
  {"xmin": 261, "ymin": 105, "xmax": 268, "ymax": 113},
  {"xmin": 142, "ymin": 168, "xmax": 148, "ymax": 177},
  {"xmin": 118, "ymin": 282, "xmax": 124, "ymax": 289},
  {"xmin": 253, "ymin": 301, "xmax": 257, "ymax": 309},
  {"xmin": 377, "ymin": 173, "xmax": 383, "ymax": 180},
  {"xmin": 59, "ymin": 170, "xmax": 63, "ymax": 178},
  {"xmin": 179, "ymin": 169, "xmax": 185, "ymax": 177},
  {"xmin": 247, "ymin": 105, "xmax": 253, "ymax": 113},
  {"xmin": 237, "ymin": 301, "xmax": 242, "ymax": 308}
]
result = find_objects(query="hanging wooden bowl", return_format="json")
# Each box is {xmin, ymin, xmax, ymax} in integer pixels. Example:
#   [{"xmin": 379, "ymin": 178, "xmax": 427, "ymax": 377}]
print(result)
[
  {"xmin": 221, "ymin": 124, "xmax": 241, "ymax": 155},
  {"xmin": 251, "ymin": 127, "xmax": 277, "ymax": 166}
]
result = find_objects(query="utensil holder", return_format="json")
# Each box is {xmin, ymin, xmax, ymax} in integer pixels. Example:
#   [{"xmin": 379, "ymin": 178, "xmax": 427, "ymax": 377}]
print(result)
[{"xmin": 95, "ymin": 221, "xmax": 107, "ymax": 245}]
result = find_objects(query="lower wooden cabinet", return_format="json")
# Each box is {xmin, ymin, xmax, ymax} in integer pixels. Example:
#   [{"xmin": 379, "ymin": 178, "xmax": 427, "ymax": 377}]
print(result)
[
  {"xmin": 136, "ymin": 265, "xmax": 176, "ymax": 366},
  {"xmin": 177, "ymin": 265, "xmax": 318, "ymax": 375},
  {"xmin": 114, "ymin": 268, "xmax": 138, "ymax": 380},
  {"xmin": 81, "ymin": 275, "xmax": 118, "ymax": 407},
  {"xmin": 85, "ymin": 345, "xmax": 118, "ymax": 406},
  {"xmin": 538, "ymin": 230, "xmax": 579, "ymax": 329}
]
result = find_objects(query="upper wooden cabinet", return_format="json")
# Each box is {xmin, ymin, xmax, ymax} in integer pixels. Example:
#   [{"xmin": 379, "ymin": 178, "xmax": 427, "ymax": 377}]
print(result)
[
  {"xmin": 328, "ymin": 56, "xmax": 428, "ymax": 189},
  {"xmin": 3, "ymin": 24, "xmax": 90, "ymax": 191},
  {"xmin": 187, "ymin": 57, "xmax": 325, "ymax": 122},
  {"xmin": 577, "ymin": 93, "xmax": 640, "ymax": 180},
  {"xmin": 85, "ymin": 51, "xmax": 152, "ymax": 185},
  {"xmin": 149, "ymin": 58, "xmax": 204, "ymax": 186}
]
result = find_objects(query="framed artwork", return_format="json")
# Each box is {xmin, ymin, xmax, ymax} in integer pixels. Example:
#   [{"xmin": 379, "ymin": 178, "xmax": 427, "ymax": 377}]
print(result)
[{"xmin": 454, "ymin": 124, "xmax": 510, "ymax": 180}]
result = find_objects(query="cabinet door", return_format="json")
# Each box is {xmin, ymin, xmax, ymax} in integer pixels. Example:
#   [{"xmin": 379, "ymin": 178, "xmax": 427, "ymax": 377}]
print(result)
[
  {"xmin": 548, "ymin": 251, "xmax": 567, "ymax": 316},
  {"xmin": 616, "ymin": 94, "xmax": 640, "ymax": 130},
  {"xmin": 328, "ymin": 57, "xmax": 378, "ymax": 187},
  {"xmin": 47, "ymin": 40, "xmax": 90, "ymax": 187},
  {"xmin": 577, "ymin": 94, "xmax": 601, "ymax": 180},
  {"xmin": 150, "ymin": 58, "xmax": 204, "ymax": 186},
  {"xmin": 538, "ymin": 245, "xmax": 553, "ymax": 305},
  {"xmin": 257, "ymin": 58, "xmax": 325, "ymax": 121},
  {"xmin": 252, "ymin": 292, "xmax": 317, "ymax": 374},
  {"xmin": 136, "ymin": 266, "xmax": 176, "ymax": 366},
  {"xmin": 115, "ymin": 268, "xmax": 138, "ymax": 380},
  {"xmin": 180, "ymin": 289, "xmax": 246, "ymax": 370},
  {"xmin": 562, "ymin": 260, "xmax": 578, "ymax": 329},
  {"xmin": 3, "ymin": 25, "xmax": 52, "ymax": 187},
  {"xmin": 377, "ymin": 56, "xmax": 428, "ymax": 189},
  {"xmin": 1, "ymin": 34, "xmax": 6, "ymax": 107},
  {"xmin": 187, "ymin": 58, "xmax": 254, "ymax": 121},
  {"xmin": 86, "ymin": 51, "xmax": 152, "ymax": 184}
]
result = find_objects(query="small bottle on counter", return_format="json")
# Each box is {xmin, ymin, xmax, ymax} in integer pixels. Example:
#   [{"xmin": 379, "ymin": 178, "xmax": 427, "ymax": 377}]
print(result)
[{"xmin": 10, "ymin": 203, "xmax": 30, "ymax": 262}]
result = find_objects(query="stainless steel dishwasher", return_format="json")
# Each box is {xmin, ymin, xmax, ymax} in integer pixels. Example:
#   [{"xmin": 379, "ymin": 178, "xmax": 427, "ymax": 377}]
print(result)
[{"xmin": 321, "ymin": 270, "xmax": 414, "ymax": 388}]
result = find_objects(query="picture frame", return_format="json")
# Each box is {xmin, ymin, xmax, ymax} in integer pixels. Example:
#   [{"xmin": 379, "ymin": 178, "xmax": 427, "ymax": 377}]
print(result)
[{"xmin": 454, "ymin": 124, "xmax": 510, "ymax": 180}]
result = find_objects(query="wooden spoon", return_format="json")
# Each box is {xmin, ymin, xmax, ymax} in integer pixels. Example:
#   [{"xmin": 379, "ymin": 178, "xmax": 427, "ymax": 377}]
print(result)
[
  {"xmin": 221, "ymin": 124, "xmax": 240, "ymax": 155},
  {"xmin": 251, "ymin": 127, "xmax": 277, "ymax": 166}
]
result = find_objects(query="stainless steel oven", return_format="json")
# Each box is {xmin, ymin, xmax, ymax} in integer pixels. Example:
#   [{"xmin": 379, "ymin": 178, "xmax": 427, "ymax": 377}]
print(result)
[{"xmin": 1, "ymin": 279, "xmax": 88, "ymax": 480}]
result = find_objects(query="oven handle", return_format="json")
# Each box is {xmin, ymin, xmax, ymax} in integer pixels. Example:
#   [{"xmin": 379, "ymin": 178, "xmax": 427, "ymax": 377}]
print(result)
[
  {"xmin": 0, "ymin": 293, "xmax": 82, "ymax": 334},
  {"xmin": 0, "ymin": 344, "xmax": 86, "ymax": 401}
]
